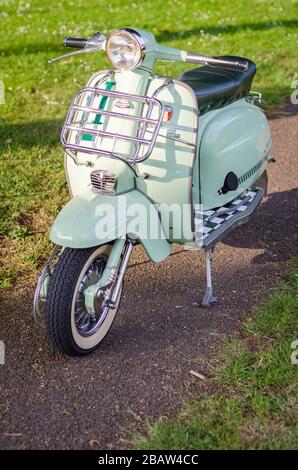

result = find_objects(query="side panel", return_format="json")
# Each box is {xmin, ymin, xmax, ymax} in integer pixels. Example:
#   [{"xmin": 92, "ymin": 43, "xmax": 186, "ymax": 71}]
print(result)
[
  {"xmin": 198, "ymin": 99, "xmax": 271, "ymax": 210},
  {"xmin": 49, "ymin": 188, "xmax": 171, "ymax": 262}
]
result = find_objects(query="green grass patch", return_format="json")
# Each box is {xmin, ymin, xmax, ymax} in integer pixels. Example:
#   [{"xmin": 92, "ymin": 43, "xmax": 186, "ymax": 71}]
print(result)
[
  {"xmin": 0, "ymin": 0, "xmax": 298, "ymax": 288},
  {"xmin": 134, "ymin": 259, "xmax": 298, "ymax": 450}
]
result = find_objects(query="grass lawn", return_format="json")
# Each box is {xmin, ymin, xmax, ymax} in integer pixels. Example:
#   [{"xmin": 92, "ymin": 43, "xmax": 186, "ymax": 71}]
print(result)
[
  {"xmin": 0, "ymin": 0, "xmax": 297, "ymax": 287},
  {"xmin": 134, "ymin": 259, "xmax": 298, "ymax": 449}
]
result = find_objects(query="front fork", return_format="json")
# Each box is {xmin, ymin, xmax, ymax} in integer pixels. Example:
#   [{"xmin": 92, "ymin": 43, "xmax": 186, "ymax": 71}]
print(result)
[{"xmin": 84, "ymin": 238, "xmax": 133, "ymax": 314}]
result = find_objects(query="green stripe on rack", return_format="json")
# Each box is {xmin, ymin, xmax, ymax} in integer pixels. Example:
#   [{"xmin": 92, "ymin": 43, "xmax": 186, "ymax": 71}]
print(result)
[{"xmin": 82, "ymin": 81, "xmax": 115, "ymax": 141}]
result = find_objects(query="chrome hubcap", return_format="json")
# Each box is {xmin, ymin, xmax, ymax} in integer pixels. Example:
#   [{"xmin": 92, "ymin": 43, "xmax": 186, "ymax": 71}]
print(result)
[{"xmin": 74, "ymin": 256, "xmax": 109, "ymax": 337}]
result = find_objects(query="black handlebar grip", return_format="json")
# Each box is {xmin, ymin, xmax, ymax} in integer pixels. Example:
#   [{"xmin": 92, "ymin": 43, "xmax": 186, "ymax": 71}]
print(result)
[
  {"xmin": 64, "ymin": 37, "xmax": 88, "ymax": 49},
  {"xmin": 213, "ymin": 58, "xmax": 249, "ymax": 72},
  {"xmin": 185, "ymin": 53, "xmax": 249, "ymax": 72}
]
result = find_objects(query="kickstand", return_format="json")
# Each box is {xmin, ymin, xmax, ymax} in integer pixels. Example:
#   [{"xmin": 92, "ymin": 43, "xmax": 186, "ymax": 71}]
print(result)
[{"xmin": 202, "ymin": 247, "xmax": 217, "ymax": 307}]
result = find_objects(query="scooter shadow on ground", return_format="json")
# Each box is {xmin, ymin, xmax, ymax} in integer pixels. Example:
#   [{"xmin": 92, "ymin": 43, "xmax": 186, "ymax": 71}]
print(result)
[
  {"xmin": 222, "ymin": 187, "xmax": 298, "ymax": 264},
  {"xmin": 95, "ymin": 256, "xmax": 273, "ymax": 357}
]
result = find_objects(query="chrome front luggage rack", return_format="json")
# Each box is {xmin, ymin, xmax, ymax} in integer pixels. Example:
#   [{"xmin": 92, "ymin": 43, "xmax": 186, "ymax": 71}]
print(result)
[{"xmin": 61, "ymin": 86, "xmax": 165, "ymax": 164}]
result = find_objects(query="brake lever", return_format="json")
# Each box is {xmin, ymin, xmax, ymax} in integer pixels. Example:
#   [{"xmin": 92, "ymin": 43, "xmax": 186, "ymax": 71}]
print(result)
[
  {"xmin": 48, "ymin": 33, "xmax": 106, "ymax": 64},
  {"xmin": 48, "ymin": 47, "xmax": 102, "ymax": 63}
]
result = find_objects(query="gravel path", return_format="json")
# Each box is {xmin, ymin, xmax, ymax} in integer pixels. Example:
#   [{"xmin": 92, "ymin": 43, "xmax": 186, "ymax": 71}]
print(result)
[{"xmin": 0, "ymin": 106, "xmax": 297, "ymax": 449}]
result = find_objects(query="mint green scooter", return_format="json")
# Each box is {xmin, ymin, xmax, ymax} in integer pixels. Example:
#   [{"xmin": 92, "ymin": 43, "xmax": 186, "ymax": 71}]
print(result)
[{"xmin": 34, "ymin": 28, "xmax": 273, "ymax": 356}]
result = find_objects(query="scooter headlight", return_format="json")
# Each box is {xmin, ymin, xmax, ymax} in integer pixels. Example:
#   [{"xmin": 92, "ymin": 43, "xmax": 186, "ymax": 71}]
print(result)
[{"xmin": 106, "ymin": 29, "xmax": 144, "ymax": 71}]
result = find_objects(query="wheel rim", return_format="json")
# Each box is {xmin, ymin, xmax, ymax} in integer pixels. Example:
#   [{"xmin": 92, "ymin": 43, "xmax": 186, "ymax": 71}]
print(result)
[{"xmin": 74, "ymin": 255, "xmax": 109, "ymax": 337}]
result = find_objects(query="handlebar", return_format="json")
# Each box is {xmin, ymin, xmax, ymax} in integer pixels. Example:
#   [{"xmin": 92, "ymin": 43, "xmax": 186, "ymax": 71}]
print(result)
[
  {"xmin": 62, "ymin": 35, "xmax": 248, "ymax": 72},
  {"xmin": 185, "ymin": 52, "xmax": 248, "ymax": 72},
  {"xmin": 64, "ymin": 37, "xmax": 89, "ymax": 49},
  {"xmin": 50, "ymin": 31, "xmax": 249, "ymax": 73},
  {"xmin": 48, "ymin": 33, "xmax": 106, "ymax": 63}
]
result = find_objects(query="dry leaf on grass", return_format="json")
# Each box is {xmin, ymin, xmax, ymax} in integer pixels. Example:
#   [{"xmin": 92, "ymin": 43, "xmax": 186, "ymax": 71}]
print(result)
[{"xmin": 190, "ymin": 370, "xmax": 206, "ymax": 381}]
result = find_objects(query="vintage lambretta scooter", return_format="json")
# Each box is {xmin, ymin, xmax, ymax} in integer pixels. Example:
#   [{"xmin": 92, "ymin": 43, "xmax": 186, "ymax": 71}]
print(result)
[{"xmin": 34, "ymin": 28, "xmax": 273, "ymax": 356}]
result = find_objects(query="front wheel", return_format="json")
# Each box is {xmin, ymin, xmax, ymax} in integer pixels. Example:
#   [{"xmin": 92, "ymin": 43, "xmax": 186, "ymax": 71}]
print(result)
[{"xmin": 45, "ymin": 244, "xmax": 122, "ymax": 356}]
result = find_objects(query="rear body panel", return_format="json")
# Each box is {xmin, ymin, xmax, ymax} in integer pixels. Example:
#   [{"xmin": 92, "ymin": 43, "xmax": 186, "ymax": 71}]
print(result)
[{"xmin": 194, "ymin": 98, "xmax": 270, "ymax": 210}]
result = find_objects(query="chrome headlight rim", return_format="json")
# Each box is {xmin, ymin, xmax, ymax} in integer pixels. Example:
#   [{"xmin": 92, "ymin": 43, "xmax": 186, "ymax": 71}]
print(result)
[{"xmin": 105, "ymin": 28, "xmax": 145, "ymax": 71}]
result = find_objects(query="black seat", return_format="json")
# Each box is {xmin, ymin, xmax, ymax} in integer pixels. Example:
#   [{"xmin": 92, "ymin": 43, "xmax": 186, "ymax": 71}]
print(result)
[{"xmin": 179, "ymin": 56, "xmax": 256, "ymax": 115}]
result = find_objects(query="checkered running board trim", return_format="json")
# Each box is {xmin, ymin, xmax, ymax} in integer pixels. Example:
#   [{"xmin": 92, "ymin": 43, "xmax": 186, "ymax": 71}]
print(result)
[{"xmin": 194, "ymin": 188, "xmax": 263, "ymax": 249}]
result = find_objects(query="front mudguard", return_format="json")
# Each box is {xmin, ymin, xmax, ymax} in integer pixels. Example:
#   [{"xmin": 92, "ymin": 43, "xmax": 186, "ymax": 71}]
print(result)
[{"xmin": 50, "ymin": 188, "xmax": 171, "ymax": 262}]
